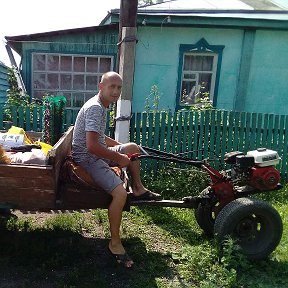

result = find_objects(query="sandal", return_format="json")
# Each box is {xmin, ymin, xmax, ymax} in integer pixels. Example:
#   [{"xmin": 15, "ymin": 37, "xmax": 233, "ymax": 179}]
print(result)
[
  {"xmin": 129, "ymin": 190, "xmax": 162, "ymax": 201},
  {"xmin": 108, "ymin": 248, "xmax": 134, "ymax": 268}
]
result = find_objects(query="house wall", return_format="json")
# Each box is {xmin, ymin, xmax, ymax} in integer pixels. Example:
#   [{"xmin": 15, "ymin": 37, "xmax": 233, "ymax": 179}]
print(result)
[
  {"xmin": 245, "ymin": 30, "xmax": 288, "ymax": 115},
  {"xmin": 20, "ymin": 29, "xmax": 119, "ymax": 96},
  {"xmin": 0, "ymin": 62, "xmax": 9, "ymax": 106},
  {"xmin": 133, "ymin": 26, "xmax": 288, "ymax": 114}
]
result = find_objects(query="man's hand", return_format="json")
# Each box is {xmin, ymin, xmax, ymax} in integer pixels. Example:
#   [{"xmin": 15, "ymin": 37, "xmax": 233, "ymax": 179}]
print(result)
[{"xmin": 115, "ymin": 153, "xmax": 130, "ymax": 168}]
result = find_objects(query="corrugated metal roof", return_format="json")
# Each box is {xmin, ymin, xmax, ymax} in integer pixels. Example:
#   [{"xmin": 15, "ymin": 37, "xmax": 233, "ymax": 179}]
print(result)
[
  {"xmin": 136, "ymin": 0, "xmax": 288, "ymax": 21},
  {"xmin": 139, "ymin": 0, "xmax": 287, "ymax": 11},
  {"xmin": 141, "ymin": 0, "xmax": 254, "ymax": 10}
]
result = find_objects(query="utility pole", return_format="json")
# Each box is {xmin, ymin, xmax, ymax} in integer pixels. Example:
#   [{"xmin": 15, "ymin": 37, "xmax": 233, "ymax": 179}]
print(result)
[{"xmin": 115, "ymin": 0, "xmax": 138, "ymax": 143}]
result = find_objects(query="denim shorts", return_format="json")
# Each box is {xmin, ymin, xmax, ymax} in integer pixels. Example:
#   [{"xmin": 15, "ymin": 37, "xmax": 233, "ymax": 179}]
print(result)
[{"xmin": 78, "ymin": 144, "xmax": 126, "ymax": 194}]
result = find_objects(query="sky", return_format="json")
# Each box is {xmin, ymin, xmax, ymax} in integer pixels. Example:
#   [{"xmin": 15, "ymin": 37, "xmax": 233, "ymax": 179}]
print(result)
[{"xmin": 0, "ymin": 0, "xmax": 121, "ymax": 66}]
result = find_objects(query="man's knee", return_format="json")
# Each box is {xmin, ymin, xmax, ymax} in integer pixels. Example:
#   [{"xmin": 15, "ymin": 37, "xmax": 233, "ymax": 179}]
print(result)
[
  {"xmin": 110, "ymin": 184, "xmax": 127, "ymax": 202},
  {"xmin": 123, "ymin": 142, "xmax": 139, "ymax": 154}
]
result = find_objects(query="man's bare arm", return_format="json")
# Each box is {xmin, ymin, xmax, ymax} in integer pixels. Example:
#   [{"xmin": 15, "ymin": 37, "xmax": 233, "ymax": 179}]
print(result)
[
  {"xmin": 86, "ymin": 131, "xmax": 129, "ymax": 167},
  {"xmin": 105, "ymin": 135, "xmax": 121, "ymax": 147}
]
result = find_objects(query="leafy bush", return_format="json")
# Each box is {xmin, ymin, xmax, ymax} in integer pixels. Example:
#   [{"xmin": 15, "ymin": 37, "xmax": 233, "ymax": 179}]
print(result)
[{"xmin": 142, "ymin": 163, "xmax": 209, "ymax": 199}]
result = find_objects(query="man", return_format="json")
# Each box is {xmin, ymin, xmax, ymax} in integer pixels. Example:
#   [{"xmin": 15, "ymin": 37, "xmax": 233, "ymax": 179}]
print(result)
[{"xmin": 71, "ymin": 71, "xmax": 161, "ymax": 268}]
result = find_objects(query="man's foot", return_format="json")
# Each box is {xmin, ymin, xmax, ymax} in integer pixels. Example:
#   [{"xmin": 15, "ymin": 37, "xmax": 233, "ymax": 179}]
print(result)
[
  {"xmin": 108, "ymin": 242, "xmax": 134, "ymax": 268},
  {"xmin": 129, "ymin": 190, "xmax": 162, "ymax": 201}
]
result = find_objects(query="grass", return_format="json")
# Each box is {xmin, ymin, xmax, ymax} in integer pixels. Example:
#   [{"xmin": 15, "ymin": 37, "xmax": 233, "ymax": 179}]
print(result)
[{"xmin": 1, "ymin": 166, "xmax": 288, "ymax": 287}]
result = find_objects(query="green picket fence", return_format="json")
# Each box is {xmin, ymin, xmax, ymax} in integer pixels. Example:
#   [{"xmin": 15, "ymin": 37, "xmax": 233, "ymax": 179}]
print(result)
[
  {"xmin": 130, "ymin": 110, "xmax": 288, "ymax": 179},
  {"xmin": 1, "ymin": 106, "xmax": 288, "ymax": 179}
]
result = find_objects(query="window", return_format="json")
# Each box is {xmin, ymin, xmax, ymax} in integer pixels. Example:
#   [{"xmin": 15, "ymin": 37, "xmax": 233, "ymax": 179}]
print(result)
[
  {"xmin": 32, "ymin": 53, "xmax": 113, "ymax": 108},
  {"xmin": 177, "ymin": 38, "xmax": 224, "ymax": 109},
  {"xmin": 181, "ymin": 53, "xmax": 217, "ymax": 105}
]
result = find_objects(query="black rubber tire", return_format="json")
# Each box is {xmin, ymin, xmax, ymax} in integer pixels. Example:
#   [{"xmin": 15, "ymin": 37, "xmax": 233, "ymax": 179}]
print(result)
[
  {"xmin": 214, "ymin": 197, "xmax": 283, "ymax": 261},
  {"xmin": 194, "ymin": 202, "xmax": 218, "ymax": 237},
  {"xmin": 194, "ymin": 187, "xmax": 218, "ymax": 237}
]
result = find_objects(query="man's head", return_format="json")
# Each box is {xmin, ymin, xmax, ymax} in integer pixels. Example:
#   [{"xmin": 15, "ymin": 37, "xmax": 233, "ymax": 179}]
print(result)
[{"xmin": 99, "ymin": 71, "xmax": 122, "ymax": 107}]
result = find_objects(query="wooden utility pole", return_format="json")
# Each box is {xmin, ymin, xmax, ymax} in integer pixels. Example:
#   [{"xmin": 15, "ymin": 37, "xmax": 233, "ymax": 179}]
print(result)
[{"xmin": 115, "ymin": 0, "xmax": 138, "ymax": 143}]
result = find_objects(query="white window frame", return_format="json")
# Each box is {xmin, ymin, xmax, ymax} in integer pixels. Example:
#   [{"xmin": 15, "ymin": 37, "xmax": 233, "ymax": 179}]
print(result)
[{"xmin": 180, "ymin": 52, "xmax": 218, "ymax": 106}]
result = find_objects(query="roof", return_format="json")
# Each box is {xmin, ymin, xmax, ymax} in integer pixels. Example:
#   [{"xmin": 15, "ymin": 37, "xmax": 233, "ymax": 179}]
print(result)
[
  {"xmin": 98, "ymin": 0, "xmax": 288, "ymax": 26},
  {"xmin": 136, "ymin": 0, "xmax": 288, "ymax": 20},
  {"xmin": 138, "ymin": 0, "xmax": 288, "ymax": 11}
]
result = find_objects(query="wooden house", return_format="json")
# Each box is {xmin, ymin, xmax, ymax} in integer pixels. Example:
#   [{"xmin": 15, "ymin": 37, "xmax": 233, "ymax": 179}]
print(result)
[{"xmin": 4, "ymin": 0, "xmax": 288, "ymax": 114}]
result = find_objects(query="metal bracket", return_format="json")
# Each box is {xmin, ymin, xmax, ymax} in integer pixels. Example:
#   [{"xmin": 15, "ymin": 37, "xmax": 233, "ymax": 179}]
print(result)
[
  {"xmin": 114, "ymin": 115, "xmax": 132, "ymax": 121},
  {"xmin": 117, "ymin": 36, "xmax": 138, "ymax": 46}
]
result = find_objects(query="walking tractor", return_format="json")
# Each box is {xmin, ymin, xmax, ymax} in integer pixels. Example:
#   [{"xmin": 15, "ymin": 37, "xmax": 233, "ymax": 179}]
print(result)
[{"xmin": 0, "ymin": 127, "xmax": 283, "ymax": 261}]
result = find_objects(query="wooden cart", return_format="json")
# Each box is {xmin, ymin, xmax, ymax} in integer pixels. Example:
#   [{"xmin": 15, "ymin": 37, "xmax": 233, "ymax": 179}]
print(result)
[{"xmin": 0, "ymin": 126, "xmax": 124, "ymax": 211}]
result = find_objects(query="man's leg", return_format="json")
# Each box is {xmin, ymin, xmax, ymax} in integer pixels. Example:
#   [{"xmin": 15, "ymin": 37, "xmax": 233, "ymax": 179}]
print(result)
[
  {"xmin": 122, "ymin": 143, "xmax": 147, "ymax": 195},
  {"xmin": 108, "ymin": 183, "xmax": 134, "ymax": 267}
]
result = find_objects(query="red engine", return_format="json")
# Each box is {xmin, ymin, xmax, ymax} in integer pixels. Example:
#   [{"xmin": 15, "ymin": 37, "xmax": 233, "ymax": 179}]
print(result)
[
  {"xmin": 248, "ymin": 166, "xmax": 280, "ymax": 191},
  {"xmin": 224, "ymin": 148, "xmax": 281, "ymax": 192}
]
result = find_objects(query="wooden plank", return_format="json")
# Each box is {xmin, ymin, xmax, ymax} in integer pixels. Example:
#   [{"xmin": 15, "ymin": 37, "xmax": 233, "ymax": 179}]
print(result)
[
  {"xmin": 192, "ymin": 112, "xmax": 199, "ymax": 159},
  {"xmin": 255, "ymin": 113, "xmax": 262, "ymax": 149},
  {"xmin": 244, "ymin": 112, "xmax": 251, "ymax": 152},
  {"xmin": 0, "ymin": 164, "xmax": 53, "ymax": 178},
  {"xmin": 48, "ymin": 126, "xmax": 74, "ymax": 193},
  {"xmin": 266, "ymin": 114, "xmax": 274, "ymax": 149},
  {"xmin": 153, "ymin": 112, "xmax": 160, "ymax": 149},
  {"xmin": 177, "ymin": 112, "xmax": 183, "ymax": 153},
  {"xmin": 0, "ymin": 176, "xmax": 54, "ymax": 188},
  {"xmin": 0, "ymin": 188, "xmax": 55, "ymax": 210},
  {"xmin": 148, "ymin": 113, "xmax": 153, "ymax": 148},
  {"xmin": 135, "ymin": 112, "xmax": 141, "ymax": 145},
  {"xmin": 171, "ymin": 112, "xmax": 177, "ymax": 154},
  {"xmin": 203, "ymin": 110, "xmax": 210, "ymax": 159},
  {"xmin": 182, "ymin": 111, "xmax": 188, "ymax": 153},
  {"xmin": 166, "ymin": 112, "xmax": 172, "ymax": 152},
  {"xmin": 220, "ymin": 110, "xmax": 228, "ymax": 159},
  {"xmin": 226, "ymin": 111, "xmax": 233, "ymax": 153},
  {"xmin": 272, "ymin": 114, "xmax": 279, "ymax": 151},
  {"xmin": 262, "ymin": 113, "xmax": 269, "ymax": 145},
  {"xmin": 250, "ymin": 113, "xmax": 257, "ymax": 151},
  {"xmin": 129, "ymin": 113, "xmax": 136, "ymax": 143},
  {"xmin": 25, "ymin": 107, "xmax": 31, "ymax": 131},
  {"xmin": 232, "ymin": 111, "xmax": 240, "ymax": 151},
  {"xmin": 278, "ymin": 115, "xmax": 285, "ymax": 173},
  {"xmin": 238, "ymin": 112, "xmax": 245, "ymax": 152},
  {"xmin": 187, "ymin": 111, "xmax": 194, "ymax": 159},
  {"xmin": 0, "ymin": 108, "xmax": 3, "ymax": 130},
  {"xmin": 280, "ymin": 115, "xmax": 288, "ymax": 177},
  {"xmin": 159, "ymin": 112, "xmax": 166, "ymax": 152},
  {"xmin": 141, "ymin": 113, "xmax": 147, "ymax": 147},
  {"xmin": 208, "ymin": 110, "xmax": 216, "ymax": 161},
  {"xmin": 19, "ymin": 107, "xmax": 24, "ymax": 127},
  {"xmin": 198, "ymin": 111, "xmax": 205, "ymax": 159}
]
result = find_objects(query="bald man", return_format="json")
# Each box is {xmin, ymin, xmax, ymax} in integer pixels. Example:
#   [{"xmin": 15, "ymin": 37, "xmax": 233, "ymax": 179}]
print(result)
[{"xmin": 72, "ymin": 71, "xmax": 161, "ymax": 267}]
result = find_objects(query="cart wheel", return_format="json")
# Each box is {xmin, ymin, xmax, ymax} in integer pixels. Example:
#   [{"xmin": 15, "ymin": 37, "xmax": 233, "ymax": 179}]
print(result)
[
  {"xmin": 195, "ymin": 202, "xmax": 219, "ymax": 237},
  {"xmin": 214, "ymin": 197, "xmax": 283, "ymax": 261},
  {"xmin": 194, "ymin": 187, "xmax": 219, "ymax": 237}
]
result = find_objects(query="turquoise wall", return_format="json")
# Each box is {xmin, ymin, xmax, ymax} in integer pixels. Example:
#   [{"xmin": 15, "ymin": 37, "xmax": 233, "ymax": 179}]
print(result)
[
  {"xmin": 0, "ymin": 62, "xmax": 9, "ymax": 105},
  {"xmin": 245, "ymin": 30, "xmax": 288, "ymax": 115},
  {"xmin": 133, "ymin": 26, "xmax": 288, "ymax": 114}
]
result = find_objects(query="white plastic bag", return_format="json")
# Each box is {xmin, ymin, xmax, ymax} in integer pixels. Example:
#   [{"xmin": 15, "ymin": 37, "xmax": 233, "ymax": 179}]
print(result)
[{"xmin": 9, "ymin": 149, "xmax": 48, "ymax": 165}]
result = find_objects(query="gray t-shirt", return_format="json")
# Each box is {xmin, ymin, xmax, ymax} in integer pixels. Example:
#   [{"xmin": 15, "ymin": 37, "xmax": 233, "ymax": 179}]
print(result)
[{"xmin": 72, "ymin": 95, "xmax": 107, "ymax": 163}]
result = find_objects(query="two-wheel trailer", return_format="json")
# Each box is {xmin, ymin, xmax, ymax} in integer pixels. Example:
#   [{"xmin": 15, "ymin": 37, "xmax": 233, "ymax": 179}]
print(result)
[{"xmin": 0, "ymin": 126, "xmax": 283, "ymax": 261}]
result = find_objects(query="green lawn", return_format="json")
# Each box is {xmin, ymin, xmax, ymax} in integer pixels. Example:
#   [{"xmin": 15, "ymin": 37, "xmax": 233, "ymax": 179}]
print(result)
[{"xmin": 0, "ymin": 168, "xmax": 288, "ymax": 288}]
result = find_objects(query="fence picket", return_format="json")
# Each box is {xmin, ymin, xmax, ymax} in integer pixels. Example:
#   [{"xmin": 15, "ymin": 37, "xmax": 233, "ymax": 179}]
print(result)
[
  {"xmin": 159, "ymin": 112, "xmax": 166, "ymax": 152},
  {"xmin": 256, "ymin": 113, "xmax": 262, "ymax": 149},
  {"xmin": 141, "ymin": 113, "xmax": 147, "ymax": 147},
  {"xmin": 1, "ymin": 106, "xmax": 288, "ymax": 178},
  {"xmin": 154, "ymin": 112, "xmax": 160, "ymax": 149}
]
